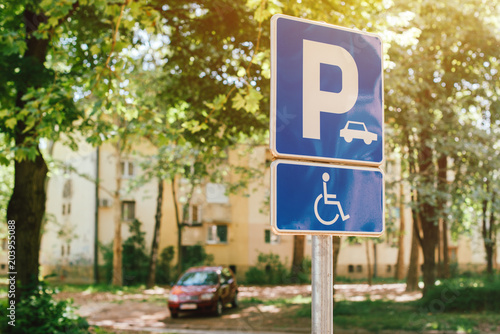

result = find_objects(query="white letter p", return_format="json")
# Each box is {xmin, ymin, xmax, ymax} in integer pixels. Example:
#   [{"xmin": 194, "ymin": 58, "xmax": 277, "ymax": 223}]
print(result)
[{"xmin": 302, "ymin": 40, "xmax": 358, "ymax": 140}]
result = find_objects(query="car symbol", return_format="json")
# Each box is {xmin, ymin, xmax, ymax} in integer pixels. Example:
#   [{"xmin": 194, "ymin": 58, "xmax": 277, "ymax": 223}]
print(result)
[{"xmin": 340, "ymin": 121, "xmax": 378, "ymax": 145}]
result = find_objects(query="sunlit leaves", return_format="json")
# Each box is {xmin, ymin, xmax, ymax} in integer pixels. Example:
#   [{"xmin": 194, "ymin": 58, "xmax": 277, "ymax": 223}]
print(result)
[
  {"xmin": 232, "ymin": 87, "xmax": 263, "ymax": 114},
  {"xmin": 246, "ymin": 0, "xmax": 283, "ymax": 23},
  {"xmin": 384, "ymin": 0, "xmax": 500, "ymax": 236}
]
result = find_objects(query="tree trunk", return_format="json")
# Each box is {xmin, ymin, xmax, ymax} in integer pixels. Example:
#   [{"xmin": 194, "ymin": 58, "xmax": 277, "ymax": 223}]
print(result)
[
  {"xmin": 7, "ymin": 9, "xmax": 50, "ymax": 303},
  {"xmin": 112, "ymin": 143, "xmax": 123, "ymax": 286},
  {"xmin": 482, "ymin": 187, "xmax": 496, "ymax": 277},
  {"xmin": 372, "ymin": 242, "xmax": 378, "ymax": 279},
  {"xmin": 436, "ymin": 154, "xmax": 448, "ymax": 279},
  {"xmin": 171, "ymin": 177, "xmax": 183, "ymax": 275},
  {"xmin": 437, "ymin": 218, "xmax": 443, "ymax": 278},
  {"xmin": 332, "ymin": 236, "xmax": 341, "ymax": 310},
  {"xmin": 441, "ymin": 218, "xmax": 450, "ymax": 278},
  {"xmin": 395, "ymin": 178, "xmax": 406, "ymax": 280},
  {"xmin": 417, "ymin": 132, "xmax": 439, "ymax": 296},
  {"xmin": 406, "ymin": 210, "xmax": 421, "ymax": 292},
  {"xmin": 291, "ymin": 235, "xmax": 306, "ymax": 282},
  {"xmin": 419, "ymin": 208, "xmax": 438, "ymax": 295},
  {"xmin": 333, "ymin": 236, "xmax": 341, "ymax": 275},
  {"xmin": 8, "ymin": 150, "xmax": 48, "ymax": 302},
  {"xmin": 7, "ymin": 9, "xmax": 49, "ymax": 302},
  {"xmin": 365, "ymin": 240, "xmax": 372, "ymax": 286},
  {"xmin": 147, "ymin": 178, "xmax": 164, "ymax": 288}
]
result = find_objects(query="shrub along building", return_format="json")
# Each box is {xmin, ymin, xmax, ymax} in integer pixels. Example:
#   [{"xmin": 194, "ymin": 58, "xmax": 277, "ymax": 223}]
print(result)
[{"xmin": 31, "ymin": 141, "xmax": 498, "ymax": 284}]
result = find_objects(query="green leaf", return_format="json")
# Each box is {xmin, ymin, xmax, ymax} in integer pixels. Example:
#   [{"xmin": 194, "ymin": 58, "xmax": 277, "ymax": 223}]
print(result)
[
  {"xmin": 245, "ymin": 88, "xmax": 263, "ymax": 114},
  {"xmin": 232, "ymin": 93, "xmax": 246, "ymax": 110},
  {"xmin": 48, "ymin": 16, "xmax": 59, "ymax": 27},
  {"xmin": 0, "ymin": 155, "xmax": 10, "ymax": 166},
  {"xmin": 5, "ymin": 118, "xmax": 17, "ymax": 129}
]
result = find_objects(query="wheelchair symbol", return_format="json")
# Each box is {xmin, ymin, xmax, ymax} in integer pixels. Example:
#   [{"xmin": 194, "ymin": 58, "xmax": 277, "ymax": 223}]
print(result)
[{"xmin": 314, "ymin": 173, "xmax": 350, "ymax": 225}]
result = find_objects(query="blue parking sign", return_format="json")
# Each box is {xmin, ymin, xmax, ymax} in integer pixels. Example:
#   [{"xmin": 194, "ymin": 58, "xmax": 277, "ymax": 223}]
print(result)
[
  {"xmin": 271, "ymin": 160, "xmax": 384, "ymax": 235},
  {"xmin": 270, "ymin": 14, "xmax": 384, "ymax": 166}
]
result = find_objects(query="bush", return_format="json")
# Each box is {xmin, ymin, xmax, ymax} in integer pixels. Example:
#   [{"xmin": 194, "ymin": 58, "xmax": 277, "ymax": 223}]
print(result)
[
  {"xmin": 0, "ymin": 283, "xmax": 88, "ymax": 334},
  {"xmin": 99, "ymin": 241, "xmax": 114, "ymax": 284},
  {"xmin": 100, "ymin": 219, "xmax": 149, "ymax": 286},
  {"xmin": 155, "ymin": 246, "xmax": 175, "ymax": 285},
  {"xmin": 419, "ymin": 277, "xmax": 500, "ymax": 312},
  {"xmin": 245, "ymin": 252, "xmax": 290, "ymax": 285},
  {"xmin": 181, "ymin": 244, "xmax": 214, "ymax": 273},
  {"xmin": 122, "ymin": 219, "xmax": 149, "ymax": 285}
]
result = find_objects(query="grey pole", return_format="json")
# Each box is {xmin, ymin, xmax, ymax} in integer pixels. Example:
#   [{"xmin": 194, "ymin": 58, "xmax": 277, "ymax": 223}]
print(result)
[{"xmin": 311, "ymin": 235, "xmax": 333, "ymax": 334}]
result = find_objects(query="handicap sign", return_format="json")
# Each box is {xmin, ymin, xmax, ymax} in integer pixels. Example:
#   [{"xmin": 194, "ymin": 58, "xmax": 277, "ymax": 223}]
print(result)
[
  {"xmin": 270, "ymin": 14, "xmax": 384, "ymax": 166},
  {"xmin": 271, "ymin": 160, "xmax": 384, "ymax": 236}
]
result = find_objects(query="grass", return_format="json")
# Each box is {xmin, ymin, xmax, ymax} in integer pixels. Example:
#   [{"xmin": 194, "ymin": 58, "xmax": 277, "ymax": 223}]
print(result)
[{"xmin": 294, "ymin": 299, "xmax": 500, "ymax": 333}]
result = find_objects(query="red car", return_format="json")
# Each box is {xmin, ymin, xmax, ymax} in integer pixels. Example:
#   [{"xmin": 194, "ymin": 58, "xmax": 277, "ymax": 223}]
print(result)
[{"xmin": 168, "ymin": 266, "xmax": 238, "ymax": 318}]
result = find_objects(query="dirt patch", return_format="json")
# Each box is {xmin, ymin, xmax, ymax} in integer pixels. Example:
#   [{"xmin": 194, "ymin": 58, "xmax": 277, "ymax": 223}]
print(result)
[{"xmin": 56, "ymin": 284, "xmax": 421, "ymax": 332}]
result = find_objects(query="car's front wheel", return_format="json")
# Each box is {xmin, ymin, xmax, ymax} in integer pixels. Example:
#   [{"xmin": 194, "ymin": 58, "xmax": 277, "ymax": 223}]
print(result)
[
  {"xmin": 214, "ymin": 299, "xmax": 223, "ymax": 316},
  {"xmin": 170, "ymin": 310, "xmax": 178, "ymax": 319},
  {"xmin": 231, "ymin": 293, "xmax": 238, "ymax": 308}
]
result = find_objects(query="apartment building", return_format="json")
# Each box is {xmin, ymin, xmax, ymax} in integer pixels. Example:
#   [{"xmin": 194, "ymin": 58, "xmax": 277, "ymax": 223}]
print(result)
[{"xmin": 34, "ymin": 141, "xmax": 497, "ymax": 283}]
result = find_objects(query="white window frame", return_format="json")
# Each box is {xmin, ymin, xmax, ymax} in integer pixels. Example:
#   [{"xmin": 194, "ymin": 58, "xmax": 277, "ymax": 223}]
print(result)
[
  {"xmin": 206, "ymin": 224, "xmax": 228, "ymax": 244},
  {"xmin": 120, "ymin": 160, "xmax": 135, "ymax": 178}
]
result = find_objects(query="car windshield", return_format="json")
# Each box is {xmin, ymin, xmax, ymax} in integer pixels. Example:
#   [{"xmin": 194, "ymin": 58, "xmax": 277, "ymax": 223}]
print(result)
[
  {"xmin": 177, "ymin": 271, "xmax": 219, "ymax": 286},
  {"xmin": 347, "ymin": 122, "xmax": 365, "ymax": 131}
]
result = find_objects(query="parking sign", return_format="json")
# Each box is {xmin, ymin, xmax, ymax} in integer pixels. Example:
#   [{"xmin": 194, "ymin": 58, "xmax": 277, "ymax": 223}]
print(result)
[{"xmin": 270, "ymin": 14, "xmax": 384, "ymax": 166}]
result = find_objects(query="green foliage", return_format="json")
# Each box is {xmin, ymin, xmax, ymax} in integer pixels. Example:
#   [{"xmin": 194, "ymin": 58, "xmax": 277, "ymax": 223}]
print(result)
[
  {"xmin": 290, "ymin": 256, "xmax": 311, "ymax": 284},
  {"xmin": 419, "ymin": 277, "xmax": 500, "ymax": 312},
  {"xmin": 244, "ymin": 252, "xmax": 290, "ymax": 285},
  {"xmin": 100, "ymin": 219, "xmax": 149, "ymax": 286},
  {"xmin": 0, "ymin": 283, "xmax": 88, "ymax": 334},
  {"xmin": 99, "ymin": 241, "xmax": 114, "ymax": 284},
  {"xmin": 155, "ymin": 246, "xmax": 175, "ymax": 285},
  {"xmin": 181, "ymin": 244, "xmax": 214, "ymax": 273},
  {"xmin": 294, "ymin": 298, "xmax": 499, "ymax": 332},
  {"xmin": 122, "ymin": 219, "xmax": 149, "ymax": 286}
]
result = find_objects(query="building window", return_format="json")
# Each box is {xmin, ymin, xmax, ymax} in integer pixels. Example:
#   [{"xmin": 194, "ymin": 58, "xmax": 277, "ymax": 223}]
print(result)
[
  {"xmin": 186, "ymin": 205, "xmax": 202, "ymax": 225},
  {"xmin": 348, "ymin": 265, "xmax": 354, "ymax": 273},
  {"xmin": 62, "ymin": 204, "xmax": 66, "ymax": 215},
  {"xmin": 63, "ymin": 179, "xmax": 73, "ymax": 198},
  {"xmin": 229, "ymin": 265, "xmax": 237, "ymax": 275},
  {"xmin": 356, "ymin": 265, "xmax": 363, "ymax": 273},
  {"xmin": 121, "ymin": 201, "xmax": 135, "ymax": 221},
  {"xmin": 1, "ymin": 238, "xmax": 6, "ymax": 251},
  {"xmin": 386, "ymin": 265, "xmax": 392, "ymax": 273},
  {"xmin": 264, "ymin": 229, "xmax": 280, "ymax": 244},
  {"xmin": 1, "ymin": 264, "xmax": 5, "ymax": 270},
  {"xmin": 121, "ymin": 161, "xmax": 135, "ymax": 178},
  {"xmin": 207, "ymin": 224, "xmax": 228, "ymax": 244}
]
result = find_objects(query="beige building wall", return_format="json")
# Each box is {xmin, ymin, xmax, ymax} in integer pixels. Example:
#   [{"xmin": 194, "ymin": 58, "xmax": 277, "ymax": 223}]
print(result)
[{"xmin": 40, "ymin": 139, "xmax": 97, "ymax": 283}]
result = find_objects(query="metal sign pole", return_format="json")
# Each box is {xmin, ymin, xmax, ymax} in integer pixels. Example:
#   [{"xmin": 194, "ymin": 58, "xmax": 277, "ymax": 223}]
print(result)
[{"xmin": 312, "ymin": 235, "xmax": 333, "ymax": 334}]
